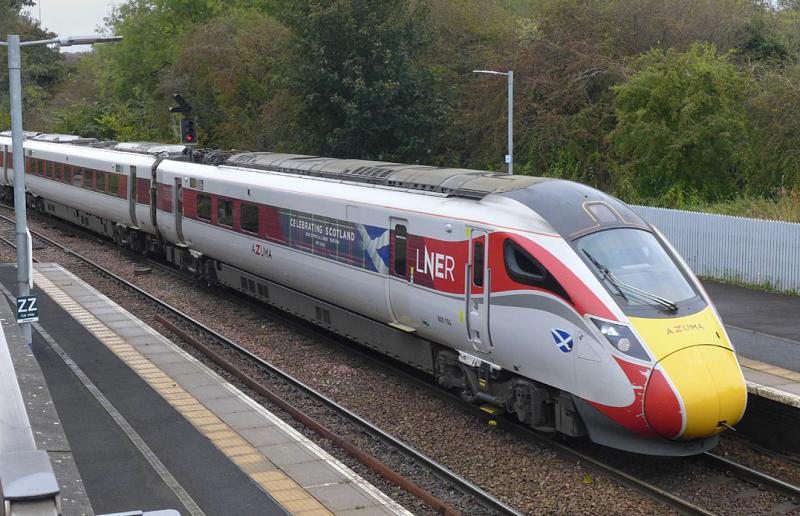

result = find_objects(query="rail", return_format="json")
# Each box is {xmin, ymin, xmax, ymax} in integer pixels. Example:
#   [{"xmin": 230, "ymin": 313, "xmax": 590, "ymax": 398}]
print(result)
[
  {"xmin": 5, "ymin": 209, "xmax": 800, "ymax": 515},
  {"xmin": 0, "ymin": 216, "xmax": 519, "ymax": 516}
]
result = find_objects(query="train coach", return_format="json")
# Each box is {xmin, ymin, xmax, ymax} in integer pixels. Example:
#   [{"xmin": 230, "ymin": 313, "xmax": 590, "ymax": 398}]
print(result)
[{"xmin": 0, "ymin": 132, "xmax": 747, "ymax": 456}]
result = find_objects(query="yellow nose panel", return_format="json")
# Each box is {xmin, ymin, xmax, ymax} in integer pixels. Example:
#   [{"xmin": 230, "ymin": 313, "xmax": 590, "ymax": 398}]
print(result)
[
  {"xmin": 657, "ymin": 345, "xmax": 747, "ymax": 439},
  {"xmin": 629, "ymin": 307, "xmax": 729, "ymax": 362}
]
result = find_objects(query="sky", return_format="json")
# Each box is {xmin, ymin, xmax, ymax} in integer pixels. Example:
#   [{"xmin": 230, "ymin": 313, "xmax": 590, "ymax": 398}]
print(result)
[{"xmin": 23, "ymin": 0, "xmax": 121, "ymax": 53}]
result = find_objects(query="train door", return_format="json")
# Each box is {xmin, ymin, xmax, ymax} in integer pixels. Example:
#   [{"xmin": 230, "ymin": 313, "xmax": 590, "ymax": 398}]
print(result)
[
  {"xmin": 2, "ymin": 145, "xmax": 7, "ymax": 184},
  {"xmin": 467, "ymin": 228, "xmax": 492, "ymax": 353},
  {"xmin": 128, "ymin": 165, "xmax": 138, "ymax": 227},
  {"xmin": 387, "ymin": 218, "xmax": 415, "ymax": 331},
  {"xmin": 174, "ymin": 177, "xmax": 186, "ymax": 244}
]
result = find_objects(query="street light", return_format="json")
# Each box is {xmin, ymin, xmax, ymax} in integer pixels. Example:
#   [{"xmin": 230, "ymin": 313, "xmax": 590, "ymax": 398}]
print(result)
[
  {"xmin": 1, "ymin": 34, "xmax": 121, "ymax": 345},
  {"xmin": 473, "ymin": 69, "xmax": 514, "ymax": 175}
]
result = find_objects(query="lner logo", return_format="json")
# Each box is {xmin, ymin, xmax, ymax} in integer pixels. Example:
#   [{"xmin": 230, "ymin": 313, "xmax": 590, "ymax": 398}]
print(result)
[{"xmin": 415, "ymin": 246, "xmax": 455, "ymax": 281}]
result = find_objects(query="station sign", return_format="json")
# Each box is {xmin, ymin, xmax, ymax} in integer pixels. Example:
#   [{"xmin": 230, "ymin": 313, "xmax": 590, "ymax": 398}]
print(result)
[{"xmin": 16, "ymin": 295, "xmax": 38, "ymax": 324}]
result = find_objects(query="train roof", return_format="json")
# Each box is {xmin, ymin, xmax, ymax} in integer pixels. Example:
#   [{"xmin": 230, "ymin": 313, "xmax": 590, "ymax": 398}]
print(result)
[
  {"xmin": 3, "ymin": 133, "xmax": 649, "ymax": 237},
  {"xmin": 0, "ymin": 132, "xmax": 191, "ymax": 155},
  {"xmin": 225, "ymin": 152, "xmax": 550, "ymax": 200}
]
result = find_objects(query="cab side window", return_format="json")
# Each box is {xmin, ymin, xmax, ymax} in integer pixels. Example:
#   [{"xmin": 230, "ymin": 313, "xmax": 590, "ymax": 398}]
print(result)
[{"xmin": 504, "ymin": 239, "xmax": 571, "ymax": 302}]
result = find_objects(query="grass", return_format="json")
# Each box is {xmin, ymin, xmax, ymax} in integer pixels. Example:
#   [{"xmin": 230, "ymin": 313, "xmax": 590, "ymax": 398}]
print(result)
[
  {"xmin": 653, "ymin": 187, "xmax": 800, "ymax": 296},
  {"xmin": 698, "ymin": 274, "xmax": 799, "ymax": 297},
  {"xmin": 680, "ymin": 188, "xmax": 800, "ymax": 223}
]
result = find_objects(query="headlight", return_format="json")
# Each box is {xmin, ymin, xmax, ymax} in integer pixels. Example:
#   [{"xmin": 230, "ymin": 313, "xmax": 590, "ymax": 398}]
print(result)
[{"xmin": 591, "ymin": 318, "xmax": 651, "ymax": 362}]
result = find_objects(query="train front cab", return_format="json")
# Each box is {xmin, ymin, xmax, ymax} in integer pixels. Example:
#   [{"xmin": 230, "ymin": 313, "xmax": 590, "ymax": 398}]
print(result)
[{"xmin": 572, "ymin": 226, "xmax": 747, "ymax": 455}]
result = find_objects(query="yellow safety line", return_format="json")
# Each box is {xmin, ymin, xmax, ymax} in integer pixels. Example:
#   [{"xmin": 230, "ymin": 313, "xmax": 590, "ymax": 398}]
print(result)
[
  {"xmin": 33, "ymin": 270, "xmax": 332, "ymax": 516},
  {"xmin": 739, "ymin": 356, "xmax": 800, "ymax": 383}
]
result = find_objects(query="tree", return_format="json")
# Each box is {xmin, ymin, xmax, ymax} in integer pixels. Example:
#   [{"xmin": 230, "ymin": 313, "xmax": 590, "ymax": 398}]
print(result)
[
  {"xmin": 94, "ymin": 0, "xmax": 227, "ymax": 101},
  {"xmin": 745, "ymin": 64, "xmax": 800, "ymax": 192},
  {"xmin": 609, "ymin": 43, "xmax": 750, "ymax": 204},
  {"xmin": 281, "ymin": 0, "xmax": 449, "ymax": 161},
  {"xmin": 163, "ymin": 9, "xmax": 297, "ymax": 149},
  {"xmin": 0, "ymin": 2, "xmax": 63, "ymax": 129}
]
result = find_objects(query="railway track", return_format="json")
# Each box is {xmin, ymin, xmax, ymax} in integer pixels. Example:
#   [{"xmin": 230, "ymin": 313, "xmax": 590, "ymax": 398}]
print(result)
[
  {"xmin": 2, "ymin": 209, "xmax": 800, "ymax": 514},
  {"xmin": 0, "ymin": 213, "xmax": 517, "ymax": 515}
]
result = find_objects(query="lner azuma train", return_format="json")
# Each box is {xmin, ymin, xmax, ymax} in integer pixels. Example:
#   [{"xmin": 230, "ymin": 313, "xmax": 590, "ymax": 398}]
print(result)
[{"xmin": 0, "ymin": 132, "xmax": 747, "ymax": 456}]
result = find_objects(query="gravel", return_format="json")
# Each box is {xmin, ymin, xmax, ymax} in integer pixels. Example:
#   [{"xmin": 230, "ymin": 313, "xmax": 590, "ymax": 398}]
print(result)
[{"xmin": 5, "ymin": 209, "xmax": 799, "ymax": 514}]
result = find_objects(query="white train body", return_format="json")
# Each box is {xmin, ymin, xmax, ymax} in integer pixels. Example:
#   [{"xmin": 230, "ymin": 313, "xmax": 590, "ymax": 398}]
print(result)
[{"xmin": 0, "ymin": 133, "xmax": 747, "ymax": 455}]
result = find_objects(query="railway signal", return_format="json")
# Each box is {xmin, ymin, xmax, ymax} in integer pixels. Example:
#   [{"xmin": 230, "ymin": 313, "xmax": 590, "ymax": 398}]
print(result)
[
  {"xmin": 180, "ymin": 117, "xmax": 197, "ymax": 144},
  {"xmin": 169, "ymin": 93, "xmax": 197, "ymax": 145}
]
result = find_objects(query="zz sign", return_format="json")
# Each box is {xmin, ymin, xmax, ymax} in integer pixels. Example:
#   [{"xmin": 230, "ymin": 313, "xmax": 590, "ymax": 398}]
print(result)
[{"xmin": 16, "ymin": 296, "xmax": 38, "ymax": 324}]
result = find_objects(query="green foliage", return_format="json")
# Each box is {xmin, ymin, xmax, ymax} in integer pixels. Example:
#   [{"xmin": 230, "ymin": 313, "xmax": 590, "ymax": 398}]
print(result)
[
  {"xmin": 92, "ymin": 0, "xmax": 228, "ymax": 104},
  {"xmin": 280, "ymin": 0, "xmax": 449, "ymax": 161},
  {"xmin": 685, "ymin": 187, "xmax": 800, "ymax": 223},
  {"xmin": 0, "ymin": 5, "xmax": 63, "ymax": 129},
  {"xmin": 163, "ymin": 9, "xmax": 297, "ymax": 149},
  {"xmin": 610, "ymin": 44, "xmax": 750, "ymax": 203},
  {"xmin": 745, "ymin": 63, "xmax": 800, "ymax": 192},
  {"xmin": 51, "ymin": 98, "xmax": 164, "ymax": 142},
  {"xmin": 52, "ymin": 102, "xmax": 116, "ymax": 140},
  {"xmin": 28, "ymin": 0, "xmax": 800, "ymax": 221},
  {"xmin": 739, "ymin": 16, "xmax": 790, "ymax": 62}
]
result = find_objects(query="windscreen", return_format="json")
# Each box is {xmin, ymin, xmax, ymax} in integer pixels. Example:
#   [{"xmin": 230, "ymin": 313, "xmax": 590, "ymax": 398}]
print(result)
[{"xmin": 576, "ymin": 228, "xmax": 698, "ymax": 308}]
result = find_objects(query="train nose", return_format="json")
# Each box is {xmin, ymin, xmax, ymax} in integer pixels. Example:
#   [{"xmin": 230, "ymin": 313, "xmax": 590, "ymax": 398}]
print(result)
[{"xmin": 644, "ymin": 345, "xmax": 747, "ymax": 440}]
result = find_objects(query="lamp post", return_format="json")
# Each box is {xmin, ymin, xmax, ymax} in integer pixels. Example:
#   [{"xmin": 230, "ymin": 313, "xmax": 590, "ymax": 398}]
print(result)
[
  {"xmin": 473, "ymin": 69, "xmax": 514, "ymax": 175},
  {"xmin": 2, "ymin": 34, "xmax": 121, "ymax": 345}
]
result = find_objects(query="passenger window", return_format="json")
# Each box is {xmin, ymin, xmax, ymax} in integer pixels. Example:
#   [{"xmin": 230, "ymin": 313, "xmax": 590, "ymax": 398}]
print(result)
[
  {"xmin": 240, "ymin": 203, "xmax": 259, "ymax": 234},
  {"xmin": 137, "ymin": 178, "xmax": 150, "ymax": 204},
  {"xmin": 96, "ymin": 172, "xmax": 106, "ymax": 191},
  {"xmin": 84, "ymin": 169, "xmax": 94, "ymax": 189},
  {"xmin": 393, "ymin": 225, "xmax": 407, "ymax": 277},
  {"xmin": 108, "ymin": 174, "xmax": 119, "ymax": 195},
  {"xmin": 197, "ymin": 193, "xmax": 211, "ymax": 220},
  {"xmin": 217, "ymin": 198, "xmax": 233, "ymax": 227},
  {"xmin": 47, "ymin": 161, "xmax": 55, "ymax": 178},
  {"xmin": 504, "ymin": 239, "xmax": 545, "ymax": 283},
  {"xmin": 64, "ymin": 166, "xmax": 73, "ymax": 184},
  {"xmin": 473, "ymin": 241, "xmax": 484, "ymax": 287}
]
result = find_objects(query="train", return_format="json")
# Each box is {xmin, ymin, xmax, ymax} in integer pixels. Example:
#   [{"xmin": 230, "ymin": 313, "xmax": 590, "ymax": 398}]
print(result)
[{"xmin": 0, "ymin": 131, "xmax": 747, "ymax": 456}]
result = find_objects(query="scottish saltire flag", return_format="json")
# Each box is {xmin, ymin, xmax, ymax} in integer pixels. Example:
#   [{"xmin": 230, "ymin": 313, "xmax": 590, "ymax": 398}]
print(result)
[
  {"xmin": 359, "ymin": 224, "xmax": 390, "ymax": 273},
  {"xmin": 551, "ymin": 328, "xmax": 574, "ymax": 353}
]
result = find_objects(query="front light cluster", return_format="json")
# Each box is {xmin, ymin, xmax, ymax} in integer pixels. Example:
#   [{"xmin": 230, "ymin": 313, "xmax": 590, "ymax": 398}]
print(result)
[{"xmin": 591, "ymin": 318, "xmax": 651, "ymax": 362}]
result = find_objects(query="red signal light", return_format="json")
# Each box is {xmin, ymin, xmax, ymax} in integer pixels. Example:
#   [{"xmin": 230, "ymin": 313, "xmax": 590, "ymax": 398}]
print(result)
[{"xmin": 180, "ymin": 117, "xmax": 197, "ymax": 144}]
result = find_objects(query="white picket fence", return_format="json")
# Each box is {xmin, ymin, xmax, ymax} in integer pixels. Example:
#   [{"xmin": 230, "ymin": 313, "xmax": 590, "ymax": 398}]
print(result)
[{"xmin": 632, "ymin": 206, "xmax": 800, "ymax": 293}]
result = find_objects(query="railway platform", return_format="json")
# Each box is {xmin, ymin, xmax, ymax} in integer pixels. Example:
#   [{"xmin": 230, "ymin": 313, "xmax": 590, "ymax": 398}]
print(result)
[
  {"xmin": 0, "ymin": 262, "xmax": 409, "ymax": 516},
  {"xmin": 703, "ymin": 280, "xmax": 800, "ymax": 401},
  {"xmin": 703, "ymin": 280, "xmax": 800, "ymax": 451}
]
